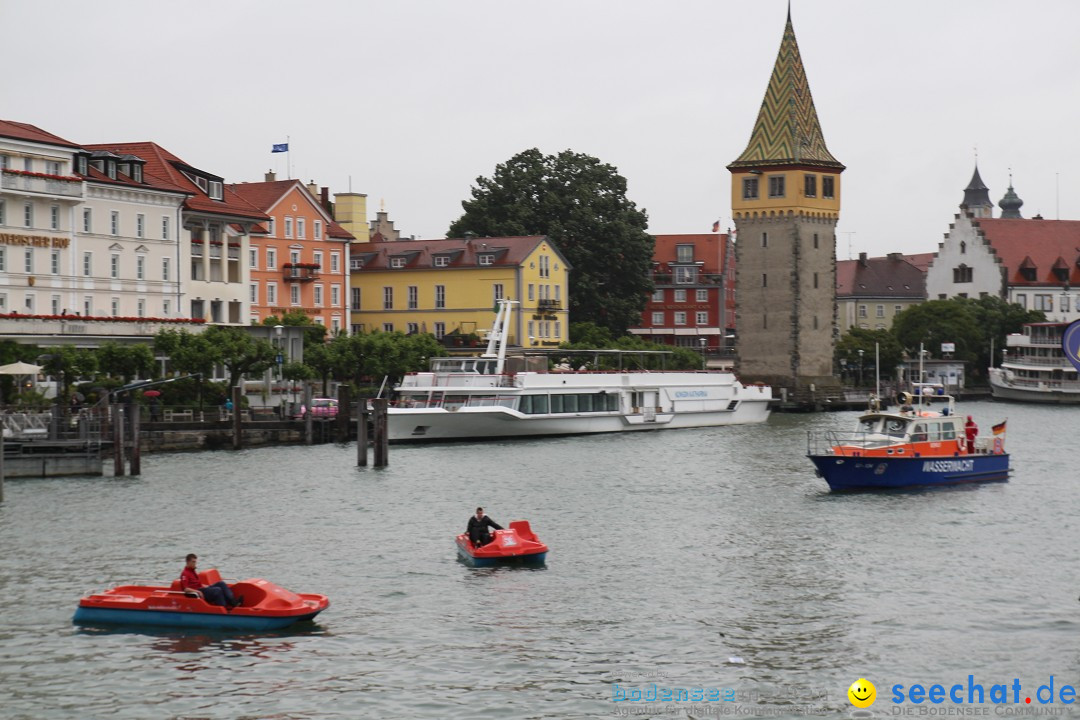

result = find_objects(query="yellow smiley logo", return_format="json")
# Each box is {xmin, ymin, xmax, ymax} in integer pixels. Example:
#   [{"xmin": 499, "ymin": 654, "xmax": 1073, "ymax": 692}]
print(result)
[{"xmin": 848, "ymin": 678, "xmax": 876, "ymax": 708}]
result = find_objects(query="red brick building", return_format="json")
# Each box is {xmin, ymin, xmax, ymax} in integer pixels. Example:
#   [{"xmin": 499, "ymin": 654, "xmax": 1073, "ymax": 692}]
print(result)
[{"xmin": 629, "ymin": 233, "xmax": 735, "ymax": 355}]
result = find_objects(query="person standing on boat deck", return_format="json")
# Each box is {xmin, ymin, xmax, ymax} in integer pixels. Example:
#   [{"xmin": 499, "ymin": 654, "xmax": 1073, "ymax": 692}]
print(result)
[
  {"xmin": 180, "ymin": 554, "xmax": 239, "ymax": 608},
  {"xmin": 467, "ymin": 507, "xmax": 502, "ymax": 547},
  {"xmin": 964, "ymin": 416, "xmax": 978, "ymax": 453}
]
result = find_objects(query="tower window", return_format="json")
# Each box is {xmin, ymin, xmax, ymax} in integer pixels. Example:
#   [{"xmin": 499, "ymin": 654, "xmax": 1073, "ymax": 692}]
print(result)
[
  {"xmin": 960, "ymin": 241, "xmax": 966, "ymax": 254},
  {"xmin": 768, "ymin": 176, "xmax": 785, "ymax": 198},
  {"xmin": 762, "ymin": 273, "xmax": 767, "ymax": 287},
  {"xmin": 813, "ymin": 233, "xmax": 819, "ymax": 249},
  {"xmin": 804, "ymin": 174, "xmax": 817, "ymax": 198},
  {"xmin": 822, "ymin": 177, "xmax": 835, "ymax": 199},
  {"xmin": 742, "ymin": 178, "xmax": 759, "ymax": 200},
  {"xmin": 761, "ymin": 232, "xmax": 768, "ymax": 248}
]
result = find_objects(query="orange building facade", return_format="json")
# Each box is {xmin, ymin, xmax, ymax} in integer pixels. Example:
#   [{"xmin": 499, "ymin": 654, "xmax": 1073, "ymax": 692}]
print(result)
[{"xmin": 230, "ymin": 179, "xmax": 353, "ymax": 332}]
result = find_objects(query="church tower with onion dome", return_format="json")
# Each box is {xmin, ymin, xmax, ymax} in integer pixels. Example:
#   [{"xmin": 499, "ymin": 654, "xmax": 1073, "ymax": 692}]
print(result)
[{"xmin": 728, "ymin": 7, "xmax": 844, "ymax": 402}]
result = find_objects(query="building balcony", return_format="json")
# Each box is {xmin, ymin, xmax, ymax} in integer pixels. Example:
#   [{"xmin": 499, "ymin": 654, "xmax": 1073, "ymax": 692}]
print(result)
[
  {"xmin": 283, "ymin": 263, "xmax": 320, "ymax": 282},
  {"xmin": 1, "ymin": 170, "xmax": 84, "ymax": 199}
]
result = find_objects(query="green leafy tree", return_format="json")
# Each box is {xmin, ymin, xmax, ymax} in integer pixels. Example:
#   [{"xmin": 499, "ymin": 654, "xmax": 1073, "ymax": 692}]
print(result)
[
  {"xmin": 262, "ymin": 311, "xmax": 327, "ymax": 348},
  {"xmin": 97, "ymin": 342, "xmax": 156, "ymax": 384},
  {"xmin": 962, "ymin": 295, "xmax": 1045, "ymax": 374},
  {"xmin": 201, "ymin": 326, "xmax": 276, "ymax": 390},
  {"xmin": 835, "ymin": 328, "xmax": 905, "ymax": 386},
  {"xmin": 893, "ymin": 300, "xmax": 983, "ymax": 365},
  {"xmin": 40, "ymin": 346, "xmax": 98, "ymax": 401},
  {"xmin": 448, "ymin": 148, "xmax": 655, "ymax": 335}
]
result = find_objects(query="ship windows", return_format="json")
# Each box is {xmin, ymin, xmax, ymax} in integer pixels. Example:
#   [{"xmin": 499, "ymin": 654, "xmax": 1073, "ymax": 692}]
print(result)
[
  {"xmin": 521, "ymin": 393, "xmax": 618, "ymax": 414},
  {"xmin": 768, "ymin": 176, "xmax": 785, "ymax": 198},
  {"xmin": 742, "ymin": 178, "xmax": 759, "ymax": 200}
]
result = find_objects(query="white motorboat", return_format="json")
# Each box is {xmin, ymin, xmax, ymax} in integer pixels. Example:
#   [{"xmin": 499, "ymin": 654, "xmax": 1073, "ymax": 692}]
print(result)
[{"xmin": 388, "ymin": 301, "xmax": 772, "ymax": 442}]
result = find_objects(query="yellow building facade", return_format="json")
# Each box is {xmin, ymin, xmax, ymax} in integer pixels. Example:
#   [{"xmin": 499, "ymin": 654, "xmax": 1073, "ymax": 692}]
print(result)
[{"xmin": 349, "ymin": 235, "xmax": 569, "ymax": 347}]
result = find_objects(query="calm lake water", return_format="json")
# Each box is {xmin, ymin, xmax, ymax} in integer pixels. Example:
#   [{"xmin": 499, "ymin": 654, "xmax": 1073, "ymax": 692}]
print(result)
[{"xmin": 1, "ymin": 400, "xmax": 1078, "ymax": 719}]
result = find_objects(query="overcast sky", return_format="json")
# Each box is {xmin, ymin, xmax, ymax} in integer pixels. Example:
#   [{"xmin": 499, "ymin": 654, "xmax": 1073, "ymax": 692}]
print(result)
[{"xmin": 6, "ymin": 0, "xmax": 1079, "ymax": 259}]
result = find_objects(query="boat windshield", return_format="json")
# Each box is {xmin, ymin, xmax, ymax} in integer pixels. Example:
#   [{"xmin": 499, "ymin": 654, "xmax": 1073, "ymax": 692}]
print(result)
[{"xmin": 884, "ymin": 418, "xmax": 910, "ymax": 438}]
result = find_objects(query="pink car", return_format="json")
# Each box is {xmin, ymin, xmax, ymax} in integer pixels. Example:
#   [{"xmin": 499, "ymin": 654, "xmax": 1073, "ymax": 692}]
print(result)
[{"xmin": 295, "ymin": 398, "xmax": 338, "ymax": 419}]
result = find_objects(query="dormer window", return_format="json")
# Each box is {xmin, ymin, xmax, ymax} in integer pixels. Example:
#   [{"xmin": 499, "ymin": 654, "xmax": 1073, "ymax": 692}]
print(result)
[
  {"xmin": 434, "ymin": 256, "xmax": 449, "ymax": 267},
  {"xmin": 132, "ymin": 165, "xmax": 142, "ymax": 183},
  {"xmin": 1053, "ymin": 267, "xmax": 1069, "ymax": 282},
  {"xmin": 77, "ymin": 156, "xmax": 88, "ymax": 175},
  {"xmin": 107, "ymin": 161, "xmax": 117, "ymax": 180},
  {"xmin": 208, "ymin": 181, "xmax": 223, "ymax": 200},
  {"xmin": 118, "ymin": 163, "xmax": 131, "ymax": 177},
  {"xmin": 390, "ymin": 257, "xmax": 406, "ymax": 268},
  {"xmin": 1021, "ymin": 267, "xmax": 1037, "ymax": 282},
  {"xmin": 194, "ymin": 176, "xmax": 208, "ymax": 192},
  {"xmin": 676, "ymin": 244, "xmax": 694, "ymax": 263},
  {"xmin": 478, "ymin": 254, "xmax": 493, "ymax": 265}
]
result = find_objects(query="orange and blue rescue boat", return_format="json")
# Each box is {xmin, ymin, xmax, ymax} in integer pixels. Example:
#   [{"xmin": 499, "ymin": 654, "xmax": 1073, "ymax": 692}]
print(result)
[
  {"xmin": 807, "ymin": 389, "xmax": 1010, "ymax": 491},
  {"xmin": 456, "ymin": 520, "xmax": 548, "ymax": 567},
  {"xmin": 73, "ymin": 569, "xmax": 329, "ymax": 631}
]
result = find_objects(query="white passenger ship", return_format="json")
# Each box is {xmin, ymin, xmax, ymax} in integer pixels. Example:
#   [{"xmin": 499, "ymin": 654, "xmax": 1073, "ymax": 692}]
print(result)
[
  {"xmin": 989, "ymin": 322, "xmax": 1080, "ymax": 403},
  {"xmin": 387, "ymin": 301, "xmax": 772, "ymax": 442}
]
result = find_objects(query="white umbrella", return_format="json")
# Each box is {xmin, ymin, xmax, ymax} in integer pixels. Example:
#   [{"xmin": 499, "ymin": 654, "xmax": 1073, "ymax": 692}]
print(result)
[{"xmin": 0, "ymin": 361, "xmax": 42, "ymax": 375}]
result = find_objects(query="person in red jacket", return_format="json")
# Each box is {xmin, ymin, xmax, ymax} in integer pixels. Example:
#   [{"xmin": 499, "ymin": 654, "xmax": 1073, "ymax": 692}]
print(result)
[
  {"xmin": 180, "ymin": 553, "xmax": 239, "ymax": 608},
  {"xmin": 964, "ymin": 416, "xmax": 978, "ymax": 453}
]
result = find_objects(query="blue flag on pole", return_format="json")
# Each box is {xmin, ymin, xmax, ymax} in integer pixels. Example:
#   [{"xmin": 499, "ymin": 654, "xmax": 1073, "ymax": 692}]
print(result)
[
  {"xmin": 272, "ymin": 143, "xmax": 289, "ymax": 153},
  {"xmin": 1062, "ymin": 319, "xmax": 1080, "ymax": 373}
]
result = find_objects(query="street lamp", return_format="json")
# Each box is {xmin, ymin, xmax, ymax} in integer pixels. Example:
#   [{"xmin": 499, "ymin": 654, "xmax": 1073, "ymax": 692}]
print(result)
[
  {"xmin": 274, "ymin": 325, "xmax": 284, "ymax": 416},
  {"xmin": 857, "ymin": 349, "xmax": 865, "ymax": 387},
  {"xmin": 698, "ymin": 337, "xmax": 707, "ymax": 371}
]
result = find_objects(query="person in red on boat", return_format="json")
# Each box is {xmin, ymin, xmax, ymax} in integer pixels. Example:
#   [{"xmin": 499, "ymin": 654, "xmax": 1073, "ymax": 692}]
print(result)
[
  {"xmin": 964, "ymin": 416, "xmax": 978, "ymax": 453},
  {"xmin": 180, "ymin": 553, "xmax": 240, "ymax": 608},
  {"xmin": 467, "ymin": 507, "xmax": 502, "ymax": 547}
]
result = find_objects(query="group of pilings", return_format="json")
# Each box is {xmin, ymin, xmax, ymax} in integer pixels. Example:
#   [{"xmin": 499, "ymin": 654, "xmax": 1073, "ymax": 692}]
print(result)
[{"xmin": 110, "ymin": 383, "xmax": 390, "ymax": 477}]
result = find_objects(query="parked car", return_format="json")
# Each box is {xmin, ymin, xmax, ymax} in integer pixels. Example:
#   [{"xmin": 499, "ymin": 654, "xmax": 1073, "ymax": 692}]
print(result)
[{"xmin": 294, "ymin": 398, "xmax": 338, "ymax": 419}]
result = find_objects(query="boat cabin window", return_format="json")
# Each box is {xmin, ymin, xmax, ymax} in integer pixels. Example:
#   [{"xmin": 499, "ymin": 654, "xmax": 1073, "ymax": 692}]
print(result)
[
  {"xmin": 911, "ymin": 423, "xmax": 928, "ymax": 442},
  {"xmin": 858, "ymin": 417, "xmax": 881, "ymax": 433},
  {"xmin": 524, "ymin": 392, "xmax": 618, "ymax": 414},
  {"xmin": 941, "ymin": 420, "xmax": 956, "ymax": 440},
  {"xmin": 885, "ymin": 418, "xmax": 908, "ymax": 437}
]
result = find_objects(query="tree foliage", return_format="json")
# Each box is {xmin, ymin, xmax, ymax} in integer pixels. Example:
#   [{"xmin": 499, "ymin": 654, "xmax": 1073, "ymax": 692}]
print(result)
[
  {"xmin": 97, "ymin": 342, "xmax": 155, "ymax": 384},
  {"xmin": 891, "ymin": 297, "xmax": 1044, "ymax": 380},
  {"xmin": 448, "ymin": 148, "xmax": 655, "ymax": 335},
  {"xmin": 835, "ymin": 328, "xmax": 904, "ymax": 385}
]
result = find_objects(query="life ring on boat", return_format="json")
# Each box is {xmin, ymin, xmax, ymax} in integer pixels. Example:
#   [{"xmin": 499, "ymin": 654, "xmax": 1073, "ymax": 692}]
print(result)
[{"xmin": 956, "ymin": 437, "xmax": 965, "ymax": 453}]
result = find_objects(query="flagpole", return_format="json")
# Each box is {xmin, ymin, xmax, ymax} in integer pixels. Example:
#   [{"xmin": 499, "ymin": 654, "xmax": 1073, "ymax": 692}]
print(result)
[{"xmin": 287, "ymin": 135, "xmax": 291, "ymax": 180}]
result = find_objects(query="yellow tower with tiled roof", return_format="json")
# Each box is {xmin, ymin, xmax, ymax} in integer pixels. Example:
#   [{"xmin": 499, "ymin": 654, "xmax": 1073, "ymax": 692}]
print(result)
[{"xmin": 728, "ymin": 7, "xmax": 844, "ymax": 402}]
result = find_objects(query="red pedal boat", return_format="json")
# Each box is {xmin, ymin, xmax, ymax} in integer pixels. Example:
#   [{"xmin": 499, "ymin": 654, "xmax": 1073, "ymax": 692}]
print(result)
[
  {"xmin": 73, "ymin": 569, "xmax": 329, "ymax": 631},
  {"xmin": 456, "ymin": 520, "xmax": 548, "ymax": 567}
]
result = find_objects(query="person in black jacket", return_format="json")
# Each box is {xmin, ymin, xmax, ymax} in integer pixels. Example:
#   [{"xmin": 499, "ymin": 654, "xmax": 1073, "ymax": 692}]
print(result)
[{"xmin": 467, "ymin": 507, "xmax": 502, "ymax": 547}]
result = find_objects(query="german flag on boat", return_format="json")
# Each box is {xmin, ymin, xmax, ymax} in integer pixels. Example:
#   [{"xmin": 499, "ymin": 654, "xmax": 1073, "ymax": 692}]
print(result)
[{"xmin": 991, "ymin": 419, "xmax": 1007, "ymax": 453}]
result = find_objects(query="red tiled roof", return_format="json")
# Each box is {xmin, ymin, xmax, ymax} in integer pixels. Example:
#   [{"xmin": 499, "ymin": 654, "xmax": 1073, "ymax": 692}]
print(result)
[
  {"xmin": 352, "ymin": 236, "xmax": 555, "ymax": 269},
  {"xmin": 229, "ymin": 180, "xmax": 355, "ymax": 241},
  {"xmin": 0, "ymin": 119, "xmax": 80, "ymax": 149},
  {"xmin": 84, "ymin": 142, "xmax": 267, "ymax": 222},
  {"xmin": 227, "ymin": 179, "xmax": 300, "ymax": 212},
  {"xmin": 327, "ymin": 220, "xmax": 353, "ymax": 240},
  {"xmin": 652, "ymin": 234, "xmax": 728, "ymax": 274},
  {"xmin": 902, "ymin": 252, "xmax": 934, "ymax": 272},
  {"xmin": 972, "ymin": 218, "xmax": 1080, "ymax": 286},
  {"xmin": 837, "ymin": 255, "xmax": 926, "ymax": 298}
]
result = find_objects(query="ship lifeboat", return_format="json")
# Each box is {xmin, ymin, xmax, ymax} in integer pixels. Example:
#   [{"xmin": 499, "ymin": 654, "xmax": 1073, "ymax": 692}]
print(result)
[
  {"xmin": 456, "ymin": 520, "xmax": 548, "ymax": 567},
  {"xmin": 73, "ymin": 569, "xmax": 329, "ymax": 631}
]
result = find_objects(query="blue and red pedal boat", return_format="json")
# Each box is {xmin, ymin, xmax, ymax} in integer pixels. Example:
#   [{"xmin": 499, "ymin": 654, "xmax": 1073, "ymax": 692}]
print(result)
[
  {"xmin": 456, "ymin": 520, "xmax": 548, "ymax": 567},
  {"xmin": 807, "ymin": 391, "xmax": 1010, "ymax": 491},
  {"xmin": 73, "ymin": 569, "xmax": 329, "ymax": 631}
]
